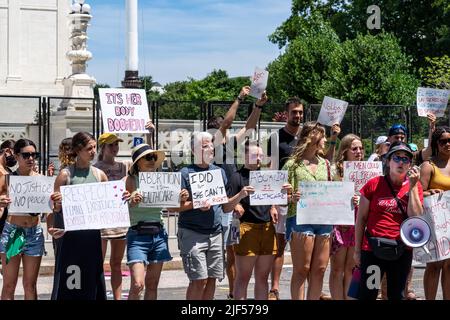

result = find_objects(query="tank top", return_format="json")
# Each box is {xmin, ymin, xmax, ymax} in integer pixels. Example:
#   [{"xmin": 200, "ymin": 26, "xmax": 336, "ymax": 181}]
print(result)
[
  {"xmin": 429, "ymin": 162, "xmax": 450, "ymax": 191},
  {"xmin": 129, "ymin": 175, "xmax": 162, "ymax": 226}
]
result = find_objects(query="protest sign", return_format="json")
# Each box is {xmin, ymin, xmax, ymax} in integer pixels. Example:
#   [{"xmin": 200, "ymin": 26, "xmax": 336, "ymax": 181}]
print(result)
[
  {"xmin": 296, "ymin": 181, "xmax": 354, "ymax": 225},
  {"xmin": 249, "ymin": 170, "xmax": 288, "ymax": 206},
  {"xmin": 249, "ymin": 67, "xmax": 269, "ymax": 99},
  {"xmin": 8, "ymin": 176, "xmax": 56, "ymax": 213},
  {"xmin": 343, "ymin": 161, "xmax": 383, "ymax": 193},
  {"xmin": 189, "ymin": 169, "xmax": 227, "ymax": 209},
  {"xmin": 99, "ymin": 88, "xmax": 150, "ymax": 133},
  {"xmin": 413, "ymin": 192, "xmax": 450, "ymax": 263},
  {"xmin": 416, "ymin": 87, "xmax": 449, "ymax": 117},
  {"xmin": 139, "ymin": 172, "xmax": 181, "ymax": 207},
  {"xmin": 61, "ymin": 181, "xmax": 130, "ymax": 231},
  {"xmin": 317, "ymin": 96, "xmax": 348, "ymax": 126}
]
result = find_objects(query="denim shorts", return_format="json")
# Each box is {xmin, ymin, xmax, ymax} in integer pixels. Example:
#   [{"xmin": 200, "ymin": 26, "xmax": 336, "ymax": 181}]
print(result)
[
  {"xmin": 126, "ymin": 228, "xmax": 173, "ymax": 266},
  {"xmin": 0, "ymin": 221, "xmax": 45, "ymax": 257},
  {"xmin": 286, "ymin": 216, "xmax": 333, "ymax": 241}
]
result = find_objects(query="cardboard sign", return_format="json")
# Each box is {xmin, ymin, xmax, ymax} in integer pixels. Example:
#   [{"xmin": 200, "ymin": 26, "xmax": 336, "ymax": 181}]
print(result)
[
  {"xmin": 61, "ymin": 181, "xmax": 130, "ymax": 231},
  {"xmin": 189, "ymin": 169, "xmax": 228, "ymax": 209},
  {"xmin": 416, "ymin": 87, "xmax": 449, "ymax": 117},
  {"xmin": 296, "ymin": 181, "xmax": 355, "ymax": 225},
  {"xmin": 99, "ymin": 88, "xmax": 150, "ymax": 133},
  {"xmin": 138, "ymin": 172, "xmax": 181, "ymax": 207},
  {"xmin": 8, "ymin": 176, "xmax": 56, "ymax": 214},
  {"xmin": 249, "ymin": 67, "xmax": 269, "ymax": 99},
  {"xmin": 413, "ymin": 192, "xmax": 450, "ymax": 263},
  {"xmin": 317, "ymin": 96, "xmax": 348, "ymax": 126},
  {"xmin": 249, "ymin": 170, "xmax": 288, "ymax": 206},
  {"xmin": 343, "ymin": 161, "xmax": 383, "ymax": 193}
]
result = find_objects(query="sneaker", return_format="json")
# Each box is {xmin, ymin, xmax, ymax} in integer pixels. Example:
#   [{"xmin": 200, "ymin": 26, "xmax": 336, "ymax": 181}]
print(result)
[
  {"xmin": 268, "ymin": 289, "xmax": 280, "ymax": 300},
  {"xmin": 319, "ymin": 293, "xmax": 332, "ymax": 300},
  {"xmin": 227, "ymin": 294, "xmax": 234, "ymax": 300}
]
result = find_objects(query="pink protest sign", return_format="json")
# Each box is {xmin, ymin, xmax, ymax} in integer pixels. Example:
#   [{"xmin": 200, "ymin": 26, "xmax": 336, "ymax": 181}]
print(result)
[{"xmin": 99, "ymin": 88, "xmax": 150, "ymax": 133}]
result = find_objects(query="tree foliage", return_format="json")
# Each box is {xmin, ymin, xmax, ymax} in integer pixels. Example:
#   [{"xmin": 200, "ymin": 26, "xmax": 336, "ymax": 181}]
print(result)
[{"xmin": 420, "ymin": 55, "xmax": 450, "ymax": 89}]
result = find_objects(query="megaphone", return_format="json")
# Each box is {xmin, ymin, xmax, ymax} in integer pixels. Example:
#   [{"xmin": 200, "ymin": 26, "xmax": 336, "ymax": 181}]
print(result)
[{"xmin": 400, "ymin": 216, "xmax": 431, "ymax": 248}]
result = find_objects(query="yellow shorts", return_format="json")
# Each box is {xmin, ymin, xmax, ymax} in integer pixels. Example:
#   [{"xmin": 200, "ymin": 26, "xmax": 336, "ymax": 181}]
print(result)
[{"xmin": 234, "ymin": 222, "xmax": 277, "ymax": 256}]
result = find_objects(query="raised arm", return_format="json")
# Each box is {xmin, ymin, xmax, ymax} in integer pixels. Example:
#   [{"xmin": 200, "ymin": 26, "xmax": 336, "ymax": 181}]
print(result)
[
  {"xmin": 145, "ymin": 121, "xmax": 155, "ymax": 149},
  {"xmin": 215, "ymin": 86, "xmax": 251, "ymax": 145},
  {"xmin": 325, "ymin": 123, "xmax": 341, "ymax": 162},
  {"xmin": 407, "ymin": 166, "xmax": 423, "ymax": 217},
  {"xmin": 419, "ymin": 113, "xmax": 436, "ymax": 161},
  {"xmin": 235, "ymin": 91, "xmax": 268, "ymax": 142}
]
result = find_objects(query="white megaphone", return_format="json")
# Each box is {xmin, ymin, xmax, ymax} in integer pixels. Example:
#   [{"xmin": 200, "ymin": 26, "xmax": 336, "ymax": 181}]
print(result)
[{"xmin": 400, "ymin": 216, "xmax": 431, "ymax": 248}]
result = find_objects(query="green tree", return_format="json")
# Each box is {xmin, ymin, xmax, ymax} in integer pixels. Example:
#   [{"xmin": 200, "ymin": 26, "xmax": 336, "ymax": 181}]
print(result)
[
  {"xmin": 420, "ymin": 55, "xmax": 450, "ymax": 89},
  {"xmin": 270, "ymin": 0, "xmax": 450, "ymax": 66}
]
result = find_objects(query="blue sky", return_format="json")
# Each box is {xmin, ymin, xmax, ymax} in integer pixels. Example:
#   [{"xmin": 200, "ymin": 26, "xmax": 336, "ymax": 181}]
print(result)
[{"xmin": 87, "ymin": 0, "xmax": 291, "ymax": 87}]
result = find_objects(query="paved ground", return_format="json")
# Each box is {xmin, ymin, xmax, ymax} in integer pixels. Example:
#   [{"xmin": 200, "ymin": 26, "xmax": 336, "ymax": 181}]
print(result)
[{"xmin": 0, "ymin": 261, "xmax": 441, "ymax": 300}]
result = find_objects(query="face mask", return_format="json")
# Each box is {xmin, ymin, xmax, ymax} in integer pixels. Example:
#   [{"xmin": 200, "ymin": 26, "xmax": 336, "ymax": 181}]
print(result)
[{"xmin": 5, "ymin": 154, "xmax": 17, "ymax": 168}]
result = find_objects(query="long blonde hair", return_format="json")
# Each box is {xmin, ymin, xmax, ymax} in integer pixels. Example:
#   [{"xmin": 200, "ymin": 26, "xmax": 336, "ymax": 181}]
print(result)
[
  {"xmin": 290, "ymin": 121, "xmax": 326, "ymax": 163},
  {"xmin": 335, "ymin": 134, "xmax": 363, "ymax": 177}
]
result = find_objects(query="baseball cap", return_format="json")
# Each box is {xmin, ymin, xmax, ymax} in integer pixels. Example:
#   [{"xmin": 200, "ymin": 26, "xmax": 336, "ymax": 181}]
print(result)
[
  {"xmin": 408, "ymin": 143, "xmax": 418, "ymax": 152},
  {"xmin": 388, "ymin": 124, "xmax": 407, "ymax": 137},
  {"xmin": 98, "ymin": 133, "xmax": 124, "ymax": 146},
  {"xmin": 374, "ymin": 136, "xmax": 388, "ymax": 145},
  {"xmin": 385, "ymin": 142, "xmax": 414, "ymax": 159}
]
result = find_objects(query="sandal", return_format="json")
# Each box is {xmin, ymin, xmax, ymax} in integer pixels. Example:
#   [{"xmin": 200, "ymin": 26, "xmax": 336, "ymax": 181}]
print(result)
[
  {"xmin": 268, "ymin": 289, "xmax": 280, "ymax": 300},
  {"xmin": 406, "ymin": 290, "xmax": 418, "ymax": 300}
]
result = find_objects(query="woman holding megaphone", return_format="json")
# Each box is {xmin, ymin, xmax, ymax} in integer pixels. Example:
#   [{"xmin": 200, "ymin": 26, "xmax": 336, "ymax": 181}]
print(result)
[
  {"xmin": 419, "ymin": 126, "xmax": 450, "ymax": 300},
  {"xmin": 354, "ymin": 141, "xmax": 424, "ymax": 300}
]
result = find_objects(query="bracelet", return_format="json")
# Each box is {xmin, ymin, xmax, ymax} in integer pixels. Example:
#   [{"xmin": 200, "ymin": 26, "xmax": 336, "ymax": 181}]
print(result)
[
  {"xmin": 255, "ymin": 104, "xmax": 263, "ymax": 109},
  {"xmin": 237, "ymin": 96, "xmax": 243, "ymax": 102}
]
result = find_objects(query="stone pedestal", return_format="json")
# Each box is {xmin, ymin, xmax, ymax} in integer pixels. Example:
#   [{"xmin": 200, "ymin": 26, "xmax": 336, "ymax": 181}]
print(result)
[{"xmin": 59, "ymin": 74, "xmax": 96, "ymax": 111}]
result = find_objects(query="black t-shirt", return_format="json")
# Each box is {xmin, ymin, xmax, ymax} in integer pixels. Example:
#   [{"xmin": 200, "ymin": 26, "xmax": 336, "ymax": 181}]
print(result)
[
  {"xmin": 267, "ymin": 127, "xmax": 299, "ymax": 170},
  {"xmin": 214, "ymin": 136, "xmax": 238, "ymax": 180},
  {"xmin": 226, "ymin": 167, "xmax": 271, "ymax": 223}
]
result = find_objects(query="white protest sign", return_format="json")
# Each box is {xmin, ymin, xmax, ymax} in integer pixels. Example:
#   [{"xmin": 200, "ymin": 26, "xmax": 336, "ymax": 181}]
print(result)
[
  {"xmin": 296, "ymin": 181, "xmax": 355, "ymax": 225},
  {"xmin": 317, "ymin": 96, "xmax": 349, "ymax": 126},
  {"xmin": 249, "ymin": 170, "xmax": 288, "ymax": 206},
  {"xmin": 413, "ymin": 192, "xmax": 450, "ymax": 264},
  {"xmin": 139, "ymin": 172, "xmax": 181, "ymax": 207},
  {"xmin": 343, "ymin": 161, "xmax": 383, "ymax": 194},
  {"xmin": 61, "ymin": 181, "xmax": 130, "ymax": 231},
  {"xmin": 98, "ymin": 88, "xmax": 150, "ymax": 133},
  {"xmin": 8, "ymin": 176, "xmax": 56, "ymax": 214},
  {"xmin": 189, "ymin": 169, "xmax": 228, "ymax": 209},
  {"xmin": 416, "ymin": 87, "xmax": 449, "ymax": 118},
  {"xmin": 249, "ymin": 67, "xmax": 269, "ymax": 99}
]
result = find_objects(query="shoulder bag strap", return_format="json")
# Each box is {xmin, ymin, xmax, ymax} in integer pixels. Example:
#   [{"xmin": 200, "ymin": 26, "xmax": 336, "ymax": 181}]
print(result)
[{"xmin": 384, "ymin": 176, "xmax": 408, "ymax": 220}]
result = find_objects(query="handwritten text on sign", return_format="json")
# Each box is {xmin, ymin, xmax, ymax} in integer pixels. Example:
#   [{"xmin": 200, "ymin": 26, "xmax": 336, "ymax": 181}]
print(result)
[
  {"xmin": 99, "ymin": 88, "xmax": 150, "ymax": 133},
  {"xmin": 343, "ymin": 161, "xmax": 383, "ymax": 193},
  {"xmin": 139, "ymin": 172, "xmax": 181, "ymax": 207},
  {"xmin": 416, "ymin": 87, "xmax": 450, "ymax": 118},
  {"xmin": 249, "ymin": 67, "xmax": 269, "ymax": 99},
  {"xmin": 317, "ymin": 96, "xmax": 348, "ymax": 126},
  {"xmin": 413, "ymin": 191, "xmax": 450, "ymax": 263},
  {"xmin": 296, "ymin": 181, "xmax": 355, "ymax": 225},
  {"xmin": 189, "ymin": 169, "xmax": 228, "ymax": 209},
  {"xmin": 9, "ymin": 176, "xmax": 56, "ymax": 214},
  {"xmin": 249, "ymin": 170, "xmax": 288, "ymax": 206},
  {"xmin": 61, "ymin": 181, "xmax": 130, "ymax": 231}
]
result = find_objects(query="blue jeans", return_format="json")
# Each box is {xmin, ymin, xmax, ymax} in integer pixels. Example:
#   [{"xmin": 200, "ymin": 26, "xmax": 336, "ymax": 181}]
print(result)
[
  {"xmin": 126, "ymin": 228, "xmax": 172, "ymax": 266},
  {"xmin": 285, "ymin": 216, "xmax": 333, "ymax": 241},
  {"xmin": 0, "ymin": 221, "xmax": 45, "ymax": 257}
]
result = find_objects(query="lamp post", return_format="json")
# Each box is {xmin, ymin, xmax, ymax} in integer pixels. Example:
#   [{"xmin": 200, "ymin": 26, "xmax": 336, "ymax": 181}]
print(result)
[{"xmin": 122, "ymin": 0, "xmax": 142, "ymax": 88}]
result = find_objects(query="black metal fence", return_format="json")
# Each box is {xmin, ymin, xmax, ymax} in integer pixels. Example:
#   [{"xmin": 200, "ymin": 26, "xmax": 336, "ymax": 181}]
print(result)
[{"xmin": 1, "ymin": 94, "xmax": 449, "ymax": 174}]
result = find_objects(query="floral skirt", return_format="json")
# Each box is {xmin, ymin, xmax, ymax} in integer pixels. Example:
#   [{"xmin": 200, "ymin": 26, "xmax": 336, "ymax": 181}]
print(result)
[{"xmin": 330, "ymin": 225, "xmax": 355, "ymax": 255}]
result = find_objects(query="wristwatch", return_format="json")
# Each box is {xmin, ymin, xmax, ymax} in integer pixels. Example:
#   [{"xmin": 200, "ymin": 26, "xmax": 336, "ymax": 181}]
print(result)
[{"xmin": 237, "ymin": 96, "xmax": 243, "ymax": 102}]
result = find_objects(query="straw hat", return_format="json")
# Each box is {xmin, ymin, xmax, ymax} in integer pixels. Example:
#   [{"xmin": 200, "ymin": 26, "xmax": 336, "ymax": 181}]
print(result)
[{"xmin": 129, "ymin": 144, "xmax": 165, "ymax": 174}]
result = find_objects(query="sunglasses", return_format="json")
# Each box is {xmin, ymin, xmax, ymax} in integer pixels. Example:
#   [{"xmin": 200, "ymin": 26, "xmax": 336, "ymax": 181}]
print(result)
[
  {"xmin": 20, "ymin": 152, "xmax": 40, "ymax": 159},
  {"xmin": 392, "ymin": 155, "xmax": 411, "ymax": 164},
  {"xmin": 438, "ymin": 138, "xmax": 450, "ymax": 146},
  {"xmin": 144, "ymin": 153, "xmax": 158, "ymax": 162}
]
